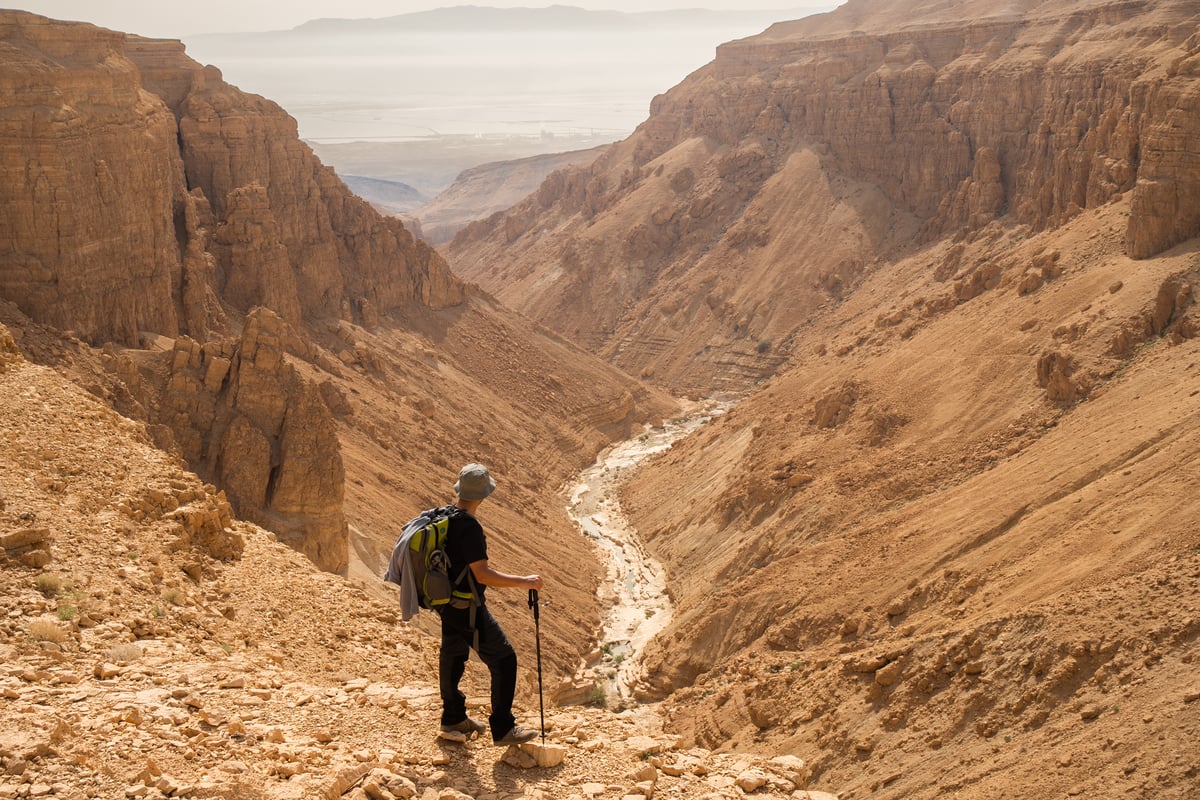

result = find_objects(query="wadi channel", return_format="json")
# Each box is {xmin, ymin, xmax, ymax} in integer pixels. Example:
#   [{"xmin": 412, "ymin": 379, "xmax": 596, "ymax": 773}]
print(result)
[{"xmin": 565, "ymin": 402, "xmax": 728, "ymax": 706}]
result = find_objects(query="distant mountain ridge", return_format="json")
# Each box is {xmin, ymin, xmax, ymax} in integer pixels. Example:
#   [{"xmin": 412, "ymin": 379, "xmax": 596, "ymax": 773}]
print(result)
[
  {"xmin": 290, "ymin": 5, "xmax": 829, "ymax": 34},
  {"xmin": 407, "ymin": 145, "xmax": 609, "ymax": 244},
  {"xmin": 340, "ymin": 175, "xmax": 428, "ymax": 215}
]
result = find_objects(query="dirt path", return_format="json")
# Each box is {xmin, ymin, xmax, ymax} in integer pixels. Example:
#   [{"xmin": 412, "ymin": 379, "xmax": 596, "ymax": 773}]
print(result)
[{"xmin": 566, "ymin": 401, "xmax": 726, "ymax": 704}]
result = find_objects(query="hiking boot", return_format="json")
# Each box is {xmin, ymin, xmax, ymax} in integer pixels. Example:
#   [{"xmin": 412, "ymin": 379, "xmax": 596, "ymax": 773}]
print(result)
[
  {"xmin": 494, "ymin": 725, "xmax": 538, "ymax": 746},
  {"xmin": 440, "ymin": 717, "xmax": 487, "ymax": 738}
]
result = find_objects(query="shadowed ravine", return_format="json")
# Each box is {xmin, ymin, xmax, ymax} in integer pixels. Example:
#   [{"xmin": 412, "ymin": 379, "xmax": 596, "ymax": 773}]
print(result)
[{"xmin": 566, "ymin": 401, "xmax": 727, "ymax": 704}]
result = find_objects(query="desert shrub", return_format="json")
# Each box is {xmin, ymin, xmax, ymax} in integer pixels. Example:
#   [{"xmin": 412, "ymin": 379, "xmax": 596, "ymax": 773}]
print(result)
[
  {"xmin": 587, "ymin": 681, "xmax": 608, "ymax": 708},
  {"xmin": 35, "ymin": 573, "xmax": 61, "ymax": 597},
  {"xmin": 29, "ymin": 618, "xmax": 67, "ymax": 643},
  {"xmin": 161, "ymin": 587, "xmax": 185, "ymax": 606},
  {"xmin": 56, "ymin": 603, "xmax": 76, "ymax": 621},
  {"xmin": 105, "ymin": 643, "xmax": 143, "ymax": 663}
]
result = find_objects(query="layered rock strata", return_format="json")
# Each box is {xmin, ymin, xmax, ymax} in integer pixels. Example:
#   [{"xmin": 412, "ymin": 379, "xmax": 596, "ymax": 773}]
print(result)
[
  {"xmin": 448, "ymin": 0, "xmax": 1200, "ymax": 392},
  {"xmin": 0, "ymin": 11, "xmax": 459, "ymax": 570},
  {"xmin": 0, "ymin": 11, "xmax": 463, "ymax": 349}
]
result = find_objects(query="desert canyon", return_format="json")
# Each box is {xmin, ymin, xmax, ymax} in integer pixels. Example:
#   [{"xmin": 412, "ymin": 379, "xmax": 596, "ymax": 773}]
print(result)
[{"xmin": 1, "ymin": 0, "xmax": 1198, "ymax": 799}]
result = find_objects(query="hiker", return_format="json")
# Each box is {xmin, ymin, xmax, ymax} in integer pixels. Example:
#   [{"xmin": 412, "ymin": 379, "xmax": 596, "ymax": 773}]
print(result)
[{"xmin": 438, "ymin": 463, "xmax": 543, "ymax": 746}]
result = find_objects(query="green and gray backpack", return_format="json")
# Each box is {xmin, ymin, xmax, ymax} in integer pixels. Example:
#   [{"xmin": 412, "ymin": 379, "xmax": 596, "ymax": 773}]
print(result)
[{"xmin": 384, "ymin": 505, "xmax": 477, "ymax": 609}]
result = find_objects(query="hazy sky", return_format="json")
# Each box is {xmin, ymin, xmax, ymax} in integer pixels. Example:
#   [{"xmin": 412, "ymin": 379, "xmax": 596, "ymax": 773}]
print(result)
[{"xmin": 13, "ymin": 1, "xmax": 817, "ymax": 37}]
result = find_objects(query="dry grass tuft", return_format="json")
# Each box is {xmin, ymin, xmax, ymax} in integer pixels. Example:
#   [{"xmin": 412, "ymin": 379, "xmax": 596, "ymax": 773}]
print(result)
[
  {"xmin": 35, "ymin": 573, "xmax": 61, "ymax": 597},
  {"xmin": 161, "ymin": 587, "xmax": 186, "ymax": 606},
  {"xmin": 29, "ymin": 618, "xmax": 67, "ymax": 643},
  {"xmin": 105, "ymin": 643, "xmax": 143, "ymax": 663}
]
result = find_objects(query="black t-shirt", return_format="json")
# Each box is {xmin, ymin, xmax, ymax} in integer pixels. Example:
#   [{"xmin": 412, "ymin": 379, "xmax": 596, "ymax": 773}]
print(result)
[{"xmin": 445, "ymin": 509, "xmax": 488, "ymax": 602}]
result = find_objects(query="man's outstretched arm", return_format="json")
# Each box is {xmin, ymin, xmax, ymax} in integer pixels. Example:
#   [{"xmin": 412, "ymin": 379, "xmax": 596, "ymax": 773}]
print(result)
[{"xmin": 469, "ymin": 560, "xmax": 543, "ymax": 591}]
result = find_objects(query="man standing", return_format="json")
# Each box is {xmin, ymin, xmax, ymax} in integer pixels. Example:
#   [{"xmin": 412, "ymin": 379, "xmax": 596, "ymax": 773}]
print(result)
[{"xmin": 439, "ymin": 463, "xmax": 543, "ymax": 745}]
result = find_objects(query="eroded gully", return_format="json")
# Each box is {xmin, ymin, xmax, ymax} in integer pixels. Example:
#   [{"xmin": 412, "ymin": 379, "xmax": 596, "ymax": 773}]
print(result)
[{"xmin": 564, "ymin": 401, "xmax": 726, "ymax": 706}]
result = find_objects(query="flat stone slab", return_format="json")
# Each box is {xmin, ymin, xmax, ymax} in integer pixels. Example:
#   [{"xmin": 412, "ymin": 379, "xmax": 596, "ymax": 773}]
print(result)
[{"xmin": 501, "ymin": 741, "xmax": 566, "ymax": 768}]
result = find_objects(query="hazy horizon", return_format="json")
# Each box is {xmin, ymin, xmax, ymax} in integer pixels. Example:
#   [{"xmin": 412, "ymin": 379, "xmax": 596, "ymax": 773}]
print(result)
[
  {"xmin": 13, "ymin": 1, "xmax": 833, "ymax": 38},
  {"xmin": 9, "ymin": 2, "xmax": 840, "ymax": 195},
  {"xmin": 181, "ymin": 7, "xmax": 835, "ymax": 146}
]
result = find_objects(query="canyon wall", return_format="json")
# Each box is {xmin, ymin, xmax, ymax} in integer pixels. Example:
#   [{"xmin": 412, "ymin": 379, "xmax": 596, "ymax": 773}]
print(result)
[
  {"xmin": 448, "ymin": 0, "xmax": 1200, "ymax": 394},
  {"xmin": 575, "ymin": 0, "xmax": 1200, "ymax": 792},
  {"xmin": 0, "ymin": 12, "xmax": 442, "ymax": 568},
  {"xmin": 0, "ymin": 17, "xmax": 186, "ymax": 346},
  {"xmin": 0, "ymin": 12, "xmax": 674, "ymax": 600},
  {"xmin": 0, "ymin": 12, "xmax": 463, "ymax": 350}
]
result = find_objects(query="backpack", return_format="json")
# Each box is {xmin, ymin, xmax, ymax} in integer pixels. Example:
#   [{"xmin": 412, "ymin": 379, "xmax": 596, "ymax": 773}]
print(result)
[{"xmin": 384, "ymin": 505, "xmax": 478, "ymax": 613}]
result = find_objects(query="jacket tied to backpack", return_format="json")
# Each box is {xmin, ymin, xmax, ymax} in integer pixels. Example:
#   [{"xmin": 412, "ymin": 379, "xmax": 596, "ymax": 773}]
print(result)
[{"xmin": 384, "ymin": 506, "xmax": 478, "ymax": 622}]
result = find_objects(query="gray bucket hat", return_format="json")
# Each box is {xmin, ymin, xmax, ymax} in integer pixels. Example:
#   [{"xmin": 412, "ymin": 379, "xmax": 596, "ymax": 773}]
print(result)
[{"xmin": 454, "ymin": 463, "xmax": 496, "ymax": 501}]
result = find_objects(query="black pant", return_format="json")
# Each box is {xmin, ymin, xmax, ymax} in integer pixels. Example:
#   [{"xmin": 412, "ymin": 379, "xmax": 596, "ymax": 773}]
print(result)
[{"xmin": 438, "ymin": 603, "xmax": 518, "ymax": 740}]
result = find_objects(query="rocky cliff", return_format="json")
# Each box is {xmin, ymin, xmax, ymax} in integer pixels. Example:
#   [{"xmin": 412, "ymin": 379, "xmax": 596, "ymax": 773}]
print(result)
[
  {"xmin": 409, "ymin": 145, "xmax": 608, "ymax": 244},
  {"xmin": 101, "ymin": 308, "xmax": 349, "ymax": 572},
  {"xmin": 0, "ymin": 11, "xmax": 458, "ymax": 570},
  {"xmin": 0, "ymin": 14, "xmax": 462, "ymax": 348},
  {"xmin": 558, "ymin": 1, "xmax": 1200, "ymax": 793},
  {"xmin": 448, "ymin": 0, "xmax": 1200, "ymax": 394},
  {"xmin": 0, "ymin": 8, "xmax": 675, "ymax": 636}
]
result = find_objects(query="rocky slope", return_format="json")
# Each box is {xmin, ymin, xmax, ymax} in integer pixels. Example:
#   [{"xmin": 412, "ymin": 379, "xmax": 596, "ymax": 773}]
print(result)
[
  {"xmin": 447, "ymin": 0, "xmax": 1200, "ymax": 395},
  {"xmin": 449, "ymin": 0, "xmax": 1200, "ymax": 795},
  {"xmin": 0, "ymin": 10, "xmax": 675, "ymax": 679},
  {"xmin": 409, "ymin": 146, "xmax": 608, "ymax": 245},
  {"xmin": 0, "ymin": 327, "xmax": 835, "ymax": 800},
  {"xmin": 621, "ymin": 200, "xmax": 1200, "ymax": 797}
]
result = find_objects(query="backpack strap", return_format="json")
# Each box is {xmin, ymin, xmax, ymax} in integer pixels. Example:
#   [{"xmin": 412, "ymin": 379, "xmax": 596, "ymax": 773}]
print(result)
[{"xmin": 443, "ymin": 506, "xmax": 482, "ymax": 650}]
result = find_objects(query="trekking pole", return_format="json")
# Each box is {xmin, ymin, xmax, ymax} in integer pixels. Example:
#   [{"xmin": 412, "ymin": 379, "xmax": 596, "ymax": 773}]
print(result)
[{"xmin": 528, "ymin": 589, "xmax": 546, "ymax": 743}]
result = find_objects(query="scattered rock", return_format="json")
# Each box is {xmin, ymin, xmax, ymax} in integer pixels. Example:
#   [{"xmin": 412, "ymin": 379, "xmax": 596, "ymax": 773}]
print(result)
[
  {"xmin": 735, "ymin": 770, "xmax": 768, "ymax": 792},
  {"xmin": 93, "ymin": 663, "xmax": 121, "ymax": 679},
  {"xmin": 875, "ymin": 660, "xmax": 904, "ymax": 687}
]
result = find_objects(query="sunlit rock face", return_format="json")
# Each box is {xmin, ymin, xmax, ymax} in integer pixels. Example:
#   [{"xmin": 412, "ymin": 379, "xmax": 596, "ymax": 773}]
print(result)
[
  {"xmin": 448, "ymin": 0, "xmax": 1200, "ymax": 393},
  {"xmin": 0, "ymin": 10, "xmax": 466, "ymax": 572},
  {"xmin": 0, "ymin": 11, "xmax": 465, "ymax": 350}
]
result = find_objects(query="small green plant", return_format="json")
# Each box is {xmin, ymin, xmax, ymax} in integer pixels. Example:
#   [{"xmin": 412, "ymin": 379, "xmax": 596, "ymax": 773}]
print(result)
[
  {"xmin": 788, "ymin": 660, "xmax": 807, "ymax": 672},
  {"xmin": 56, "ymin": 603, "xmax": 77, "ymax": 621},
  {"xmin": 126, "ymin": 550, "xmax": 139, "ymax": 560},
  {"xmin": 35, "ymin": 574, "xmax": 62, "ymax": 597},
  {"xmin": 220, "ymin": 643, "xmax": 233, "ymax": 655},
  {"xmin": 152, "ymin": 603, "xmax": 165, "ymax": 618},
  {"xmin": 612, "ymin": 653, "xmax": 626, "ymax": 667},
  {"xmin": 587, "ymin": 681, "xmax": 608, "ymax": 708},
  {"xmin": 756, "ymin": 339, "xmax": 772, "ymax": 354}
]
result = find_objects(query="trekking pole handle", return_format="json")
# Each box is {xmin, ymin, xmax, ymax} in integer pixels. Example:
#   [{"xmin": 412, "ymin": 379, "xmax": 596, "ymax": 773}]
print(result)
[{"xmin": 528, "ymin": 588, "xmax": 540, "ymax": 620}]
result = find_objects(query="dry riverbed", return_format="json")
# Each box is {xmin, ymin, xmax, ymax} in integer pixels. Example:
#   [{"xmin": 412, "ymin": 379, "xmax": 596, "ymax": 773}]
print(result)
[{"xmin": 565, "ymin": 401, "xmax": 726, "ymax": 706}]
